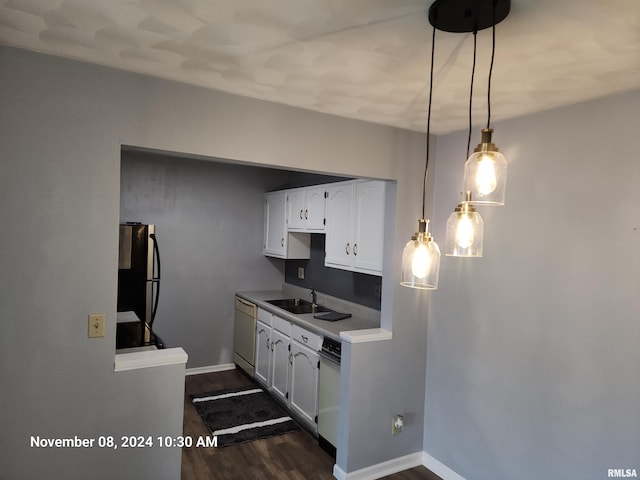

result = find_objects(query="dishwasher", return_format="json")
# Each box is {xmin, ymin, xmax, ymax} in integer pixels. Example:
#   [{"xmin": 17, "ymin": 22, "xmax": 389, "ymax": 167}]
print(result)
[
  {"xmin": 233, "ymin": 296, "xmax": 257, "ymax": 377},
  {"xmin": 318, "ymin": 336, "xmax": 341, "ymax": 458}
]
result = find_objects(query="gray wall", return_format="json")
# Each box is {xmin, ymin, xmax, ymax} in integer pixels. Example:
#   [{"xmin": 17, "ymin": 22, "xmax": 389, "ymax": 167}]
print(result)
[
  {"xmin": 425, "ymin": 91, "xmax": 640, "ymax": 479},
  {"xmin": 0, "ymin": 48, "xmax": 186, "ymax": 480},
  {"xmin": 120, "ymin": 151, "xmax": 289, "ymax": 368},
  {"xmin": 0, "ymin": 45, "xmax": 430, "ymax": 479}
]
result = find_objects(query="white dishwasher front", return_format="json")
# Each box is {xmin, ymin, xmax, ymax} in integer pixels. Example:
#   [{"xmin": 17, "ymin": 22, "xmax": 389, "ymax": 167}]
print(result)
[
  {"xmin": 318, "ymin": 336, "xmax": 341, "ymax": 458},
  {"xmin": 233, "ymin": 296, "xmax": 257, "ymax": 376}
]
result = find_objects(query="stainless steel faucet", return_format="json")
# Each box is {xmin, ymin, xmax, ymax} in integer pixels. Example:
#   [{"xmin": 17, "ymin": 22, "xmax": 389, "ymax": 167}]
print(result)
[{"xmin": 310, "ymin": 288, "xmax": 317, "ymax": 306}]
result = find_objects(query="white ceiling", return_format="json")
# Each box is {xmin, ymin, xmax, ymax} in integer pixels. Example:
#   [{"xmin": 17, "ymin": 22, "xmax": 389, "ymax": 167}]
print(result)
[{"xmin": 1, "ymin": 0, "xmax": 639, "ymax": 133}]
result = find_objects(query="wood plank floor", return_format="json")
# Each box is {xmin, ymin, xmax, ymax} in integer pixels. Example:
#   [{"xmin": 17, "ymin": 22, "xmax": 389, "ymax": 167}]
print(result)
[{"xmin": 182, "ymin": 369, "xmax": 441, "ymax": 480}]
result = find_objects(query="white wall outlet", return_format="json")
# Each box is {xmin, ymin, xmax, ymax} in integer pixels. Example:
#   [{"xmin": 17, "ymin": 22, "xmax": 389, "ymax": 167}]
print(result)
[
  {"xmin": 392, "ymin": 414, "xmax": 404, "ymax": 435},
  {"xmin": 88, "ymin": 313, "xmax": 105, "ymax": 338},
  {"xmin": 297, "ymin": 267, "xmax": 305, "ymax": 279}
]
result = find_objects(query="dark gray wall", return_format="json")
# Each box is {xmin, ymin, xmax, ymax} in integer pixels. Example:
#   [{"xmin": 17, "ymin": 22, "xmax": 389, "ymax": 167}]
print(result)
[
  {"xmin": 425, "ymin": 91, "xmax": 640, "ymax": 479},
  {"xmin": 120, "ymin": 151, "xmax": 292, "ymax": 368},
  {"xmin": 285, "ymin": 234, "xmax": 383, "ymax": 309}
]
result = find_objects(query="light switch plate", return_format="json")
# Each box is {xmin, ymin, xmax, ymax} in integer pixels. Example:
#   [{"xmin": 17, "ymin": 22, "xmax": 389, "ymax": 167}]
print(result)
[
  {"xmin": 297, "ymin": 267, "xmax": 305, "ymax": 279},
  {"xmin": 88, "ymin": 313, "xmax": 105, "ymax": 338}
]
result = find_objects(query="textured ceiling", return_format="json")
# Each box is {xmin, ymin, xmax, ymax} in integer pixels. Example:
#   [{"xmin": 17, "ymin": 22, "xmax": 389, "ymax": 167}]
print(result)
[{"xmin": 1, "ymin": 0, "xmax": 639, "ymax": 133}]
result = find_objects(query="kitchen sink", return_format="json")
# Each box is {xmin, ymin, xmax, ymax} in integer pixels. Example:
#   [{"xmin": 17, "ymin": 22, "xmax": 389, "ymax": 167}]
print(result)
[{"xmin": 266, "ymin": 298, "xmax": 332, "ymax": 315}]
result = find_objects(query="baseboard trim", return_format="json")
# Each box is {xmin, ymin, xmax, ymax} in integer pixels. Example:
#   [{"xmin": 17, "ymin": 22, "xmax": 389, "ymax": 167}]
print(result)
[
  {"xmin": 422, "ymin": 452, "xmax": 466, "ymax": 480},
  {"xmin": 185, "ymin": 363, "xmax": 236, "ymax": 376},
  {"xmin": 333, "ymin": 452, "xmax": 423, "ymax": 480}
]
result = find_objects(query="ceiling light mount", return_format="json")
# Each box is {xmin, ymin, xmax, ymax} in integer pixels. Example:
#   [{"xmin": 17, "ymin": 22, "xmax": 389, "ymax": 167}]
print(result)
[{"xmin": 428, "ymin": 0, "xmax": 510, "ymax": 33}]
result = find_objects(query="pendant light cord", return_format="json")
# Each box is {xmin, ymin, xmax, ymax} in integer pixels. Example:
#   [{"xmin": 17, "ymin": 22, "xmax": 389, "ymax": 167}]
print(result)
[
  {"xmin": 422, "ymin": 22, "xmax": 436, "ymax": 218},
  {"xmin": 467, "ymin": 30, "xmax": 478, "ymax": 159},
  {"xmin": 486, "ymin": 4, "xmax": 496, "ymax": 129}
]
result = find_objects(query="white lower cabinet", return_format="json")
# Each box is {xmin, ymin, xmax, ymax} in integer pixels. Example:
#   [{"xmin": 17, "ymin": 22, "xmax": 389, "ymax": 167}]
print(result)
[
  {"xmin": 269, "ymin": 328, "xmax": 290, "ymax": 405},
  {"xmin": 255, "ymin": 312, "xmax": 321, "ymax": 432},
  {"xmin": 254, "ymin": 308, "xmax": 273, "ymax": 387},
  {"xmin": 289, "ymin": 340, "xmax": 319, "ymax": 427},
  {"xmin": 254, "ymin": 320, "xmax": 272, "ymax": 386}
]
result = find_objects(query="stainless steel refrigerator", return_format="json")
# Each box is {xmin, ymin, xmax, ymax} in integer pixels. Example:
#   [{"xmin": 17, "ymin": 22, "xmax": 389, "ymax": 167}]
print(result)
[{"xmin": 116, "ymin": 223, "xmax": 163, "ymax": 349}]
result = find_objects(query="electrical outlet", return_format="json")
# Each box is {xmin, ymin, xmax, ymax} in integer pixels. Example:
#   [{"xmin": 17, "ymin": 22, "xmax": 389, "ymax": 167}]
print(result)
[
  {"xmin": 88, "ymin": 313, "xmax": 105, "ymax": 338},
  {"xmin": 392, "ymin": 415, "xmax": 404, "ymax": 436},
  {"xmin": 297, "ymin": 267, "xmax": 305, "ymax": 279}
]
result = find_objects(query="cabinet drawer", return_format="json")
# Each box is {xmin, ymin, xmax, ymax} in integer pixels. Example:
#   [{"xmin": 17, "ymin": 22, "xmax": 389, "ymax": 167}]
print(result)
[
  {"xmin": 272, "ymin": 315, "xmax": 292, "ymax": 335},
  {"xmin": 291, "ymin": 324, "xmax": 322, "ymax": 351},
  {"xmin": 257, "ymin": 307, "xmax": 272, "ymax": 326}
]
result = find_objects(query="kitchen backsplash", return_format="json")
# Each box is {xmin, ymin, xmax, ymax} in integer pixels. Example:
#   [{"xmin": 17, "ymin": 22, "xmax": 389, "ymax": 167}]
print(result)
[{"xmin": 284, "ymin": 234, "xmax": 382, "ymax": 310}]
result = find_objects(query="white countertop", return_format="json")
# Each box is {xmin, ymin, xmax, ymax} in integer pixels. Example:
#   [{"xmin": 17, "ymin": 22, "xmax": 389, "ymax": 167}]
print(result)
[
  {"xmin": 114, "ymin": 347, "xmax": 188, "ymax": 372},
  {"xmin": 236, "ymin": 286, "xmax": 385, "ymax": 342}
]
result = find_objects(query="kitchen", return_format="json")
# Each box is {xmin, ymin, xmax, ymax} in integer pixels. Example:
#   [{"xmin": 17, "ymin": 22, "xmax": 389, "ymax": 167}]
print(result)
[
  {"xmin": 2, "ymin": 5, "xmax": 639, "ymax": 478},
  {"xmin": 118, "ymin": 147, "xmax": 387, "ymax": 368},
  {"xmin": 119, "ymin": 145, "xmax": 395, "ymax": 460}
]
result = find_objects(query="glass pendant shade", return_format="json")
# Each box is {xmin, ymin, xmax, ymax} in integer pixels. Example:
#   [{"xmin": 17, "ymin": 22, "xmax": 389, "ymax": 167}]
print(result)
[
  {"xmin": 445, "ymin": 200, "xmax": 484, "ymax": 257},
  {"xmin": 463, "ymin": 128, "xmax": 507, "ymax": 205},
  {"xmin": 401, "ymin": 219, "xmax": 441, "ymax": 290}
]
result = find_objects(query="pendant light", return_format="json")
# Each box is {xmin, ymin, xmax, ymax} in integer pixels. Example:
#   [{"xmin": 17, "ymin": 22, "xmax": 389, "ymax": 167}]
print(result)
[
  {"xmin": 402, "ymin": 0, "xmax": 510, "ymax": 287},
  {"xmin": 446, "ymin": 29, "xmax": 484, "ymax": 257},
  {"xmin": 401, "ymin": 23, "xmax": 441, "ymax": 290},
  {"xmin": 445, "ymin": 191, "xmax": 484, "ymax": 257},
  {"xmin": 462, "ymin": 1, "xmax": 508, "ymax": 206}
]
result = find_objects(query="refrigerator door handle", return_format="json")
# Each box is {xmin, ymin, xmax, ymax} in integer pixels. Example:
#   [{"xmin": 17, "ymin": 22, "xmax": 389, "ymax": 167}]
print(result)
[{"xmin": 149, "ymin": 233, "xmax": 161, "ymax": 327}]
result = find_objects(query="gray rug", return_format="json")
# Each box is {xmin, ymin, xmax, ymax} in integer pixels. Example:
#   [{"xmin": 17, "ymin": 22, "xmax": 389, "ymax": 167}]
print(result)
[{"xmin": 191, "ymin": 385, "xmax": 299, "ymax": 447}]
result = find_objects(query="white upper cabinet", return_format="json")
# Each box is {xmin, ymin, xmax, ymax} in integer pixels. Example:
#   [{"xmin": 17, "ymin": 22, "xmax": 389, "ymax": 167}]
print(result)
[
  {"xmin": 286, "ymin": 188, "xmax": 306, "ymax": 231},
  {"xmin": 264, "ymin": 191, "xmax": 287, "ymax": 257},
  {"xmin": 325, "ymin": 180, "xmax": 386, "ymax": 276},
  {"xmin": 264, "ymin": 180, "xmax": 385, "ymax": 272},
  {"xmin": 352, "ymin": 180, "xmax": 386, "ymax": 273},
  {"xmin": 264, "ymin": 190, "xmax": 310, "ymax": 259},
  {"xmin": 287, "ymin": 185, "xmax": 326, "ymax": 232},
  {"xmin": 324, "ymin": 182, "xmax": 353, "ymax": 268}
]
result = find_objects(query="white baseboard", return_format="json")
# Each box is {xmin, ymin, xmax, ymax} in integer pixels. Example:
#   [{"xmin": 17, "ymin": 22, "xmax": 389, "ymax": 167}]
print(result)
[
  {"xmin": 333, "ymin": 452, "xmax": 423, "ymax": 480},
  {"xmin": 422, "ymin": 452, "xmax": 466, "ymax": 480},
  {"xmin": 185, "ymin": 363, "xmax": 236, "ymax": 376}
]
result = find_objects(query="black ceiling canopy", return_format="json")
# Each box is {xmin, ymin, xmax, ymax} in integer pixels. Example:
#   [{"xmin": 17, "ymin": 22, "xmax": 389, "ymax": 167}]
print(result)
[{"xmin": 428, "ymin": 0, "xmax": 511, "ymax": 33}]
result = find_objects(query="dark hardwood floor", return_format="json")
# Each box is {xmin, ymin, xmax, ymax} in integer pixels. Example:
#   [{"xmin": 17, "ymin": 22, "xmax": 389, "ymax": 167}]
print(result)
[{"xmin": 181, "ymin": 369, "xmax": 441, "ymax": 480}]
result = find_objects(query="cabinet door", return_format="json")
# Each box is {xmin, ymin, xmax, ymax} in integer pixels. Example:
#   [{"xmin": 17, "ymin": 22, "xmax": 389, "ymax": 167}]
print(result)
[
  {"xmin": 255, "ymin": 320, "xmax": 272, "ymax": 386},
  {"xmin": 289, "ymin": 341, "xmax": 319, "ymax": 429},
  {"xmin": 269, "ymin": 329, "xmax": 290, "ymax": 404},
  {"xmin": 286, "ymin": 188, "xmax": 306, "ymax": 231},
  {"xmin": 264, "ymin": 191, "xmax": 286, "ymax": 257},
  {"xmin": 352, "ymin": 181, "xmax": 386, "ymax": 274},
  {"xmin": 324, "ymin": 183, "xmax": 353, "ymax": 268},
  {"xmin": 305, "ymin": 186, "xmax": 326, "ymax": 231}
]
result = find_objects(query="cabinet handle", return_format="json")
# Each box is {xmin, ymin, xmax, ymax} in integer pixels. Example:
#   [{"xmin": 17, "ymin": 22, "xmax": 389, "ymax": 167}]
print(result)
[
  {"xmin": 293, "ymin": 351, "xmax": 312, "ymax": 364},
  {"xmin": 281, "ymin": 238, "xmax": 284, "ymax": 247},
  {"xmin": 300, "ymin": 209, "xmax": 304, "ymax": 219},
  {"xmin": 304, "ymin": 209, "xmax": 308, "ymax": 219},
  {"xmin": 346, "ymin": 243, "xmax": 350, "ymax": 255},
  {"xmin": 266, "ymin": 338, "xmax": 270, "ymax": 349},
  {"xmin": 301, "ymin": 335, "xmax": 308, "ymax": 343},
  {"xmin": 353, "ymin": 243, "xmax": 358, "ymax": 256}
]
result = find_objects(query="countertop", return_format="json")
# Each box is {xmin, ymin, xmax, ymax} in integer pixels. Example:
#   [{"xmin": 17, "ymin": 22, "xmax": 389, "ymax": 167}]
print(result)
[{"xmin": 236, "ymin": 286, "xmax": 381, "ymax": 342}]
